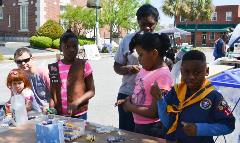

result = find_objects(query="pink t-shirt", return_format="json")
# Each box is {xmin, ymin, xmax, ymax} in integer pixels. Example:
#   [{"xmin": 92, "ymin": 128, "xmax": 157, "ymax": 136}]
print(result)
[
  {"xmin": 131, "ymin": 67, "xmax": 173, "ymax": 124},
  {"xmin": 58, "ymin": 60, "xmax": 92, "ymax": 116}
]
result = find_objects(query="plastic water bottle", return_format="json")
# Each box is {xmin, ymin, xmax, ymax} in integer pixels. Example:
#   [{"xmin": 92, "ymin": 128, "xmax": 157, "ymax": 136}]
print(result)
[
  {"xmin": 10, "ymin": 94, "xmax": 28, "ymax": 126},
  {"xmin": 228, "ymin": 51, "xmax": 233, "ymax": 59}
]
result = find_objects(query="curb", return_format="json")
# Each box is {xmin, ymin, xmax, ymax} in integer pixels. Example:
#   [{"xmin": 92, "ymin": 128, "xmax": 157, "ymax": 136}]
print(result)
[
  {"xmin": 2, "ymin": 52, "xmax": 114, "ymax": 62},
  {"xmin": 3, "ymin": 51, "xmax": 58, "ymax": 60}
]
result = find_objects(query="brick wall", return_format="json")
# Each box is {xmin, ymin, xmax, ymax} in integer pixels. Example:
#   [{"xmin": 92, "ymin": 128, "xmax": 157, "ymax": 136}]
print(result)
[
  {"xmin": 0, "ymin": 0, "xmax": 128, "ymax": 41},
  {"xmin": 0, "ymin": 0, "xmax": 37, "ymax": 38},
  {"xmin": 44, "ymin": 0, "xmax": 60, "ymax": 23},
  {"xmin": 175, "ymin": 5, "xmax": 240, "ymax": 47},
  {"xmin": 176, "ymin": 5, "xmax": 240, "ymax": 25},
  {"xmin": 70, "ymin": 0, "xmax": 87, "ymax": 7}
]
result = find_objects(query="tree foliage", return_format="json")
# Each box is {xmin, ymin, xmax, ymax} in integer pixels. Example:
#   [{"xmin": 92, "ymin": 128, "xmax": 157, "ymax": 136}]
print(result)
[
  {"xmin": 100, "ymin": 0, "xmax": 140, "ymax": 41},
  {"xmin": 185, "ymin": 0, "xmax": 215, "ymax": 47},
  {"xmin": 61, "ymin": 5, "xmax": 96, "ymax": 36},
  {"xmin": 162, "ymin": 0, "xmax": 189, "ymax": 26},
  {"xmin": 144, "ymin": 0, "xmax": 151, "ymax": 4},
  {"xmin": 185, "ymin": 0, "xmax": 214, "ymax": 22}
]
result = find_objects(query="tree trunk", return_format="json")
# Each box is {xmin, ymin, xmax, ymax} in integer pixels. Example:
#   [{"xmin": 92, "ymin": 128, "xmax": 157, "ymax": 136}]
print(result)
[
  {"xmin": 194, "ymin": 24, "xmax": 198, "ymax": 48},
  {"xmin": 110, "ymin": 22, "xmax": 113, "ymax": 44},
  {"xmin": 173, "ymin": 16, "xmax": 176, "ymax": 48}
]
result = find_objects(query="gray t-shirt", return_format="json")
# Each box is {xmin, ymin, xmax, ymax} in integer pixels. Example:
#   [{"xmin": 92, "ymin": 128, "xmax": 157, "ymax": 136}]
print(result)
[
  {"xmin": 114, "ymin": 33, "xmax": 139, "ymax": 95},
  {"xmin": 28, "ymin": 70, "xmax": 50, "ymax": 108}
]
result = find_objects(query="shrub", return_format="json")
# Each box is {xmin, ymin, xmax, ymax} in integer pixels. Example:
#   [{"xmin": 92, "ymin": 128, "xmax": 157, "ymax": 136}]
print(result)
[
  {"xmin": 0, "ymin": 53, "xmax": 4, "ymax": 61},
  {"xmin": 78, "ymin": 39, "xmax": 95, "ymax": 46},
  {"xmin": 112, "ymin": 47, "xmax": 118, "ymax": 53},
  {"xmin": 52, "ymin": 38, "xmax": 60, "ymax": 49},
  {"xmin": 101, "ymin": 47, "xmax": 109, "ymax": 53},
  {"xmin": 36, "ymin": 20, "xmax": 64, "ymax": 40},
  {"xmin": 30, "ymin": 36, "xmax": 52, "ymax": 49}
]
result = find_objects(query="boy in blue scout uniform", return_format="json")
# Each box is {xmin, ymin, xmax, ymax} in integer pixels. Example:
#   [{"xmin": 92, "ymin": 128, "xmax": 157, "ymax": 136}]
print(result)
[{"xmin": 151, "ymin": 50, "xmax": 235, "ymax": 143}]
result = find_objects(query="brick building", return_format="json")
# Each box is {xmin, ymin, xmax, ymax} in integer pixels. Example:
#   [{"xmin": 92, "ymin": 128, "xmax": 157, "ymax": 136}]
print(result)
[
  {"xmin": 0, "ymin": 0, "xmax": 125, "ymax": 41},
  {"xmin": 176, "ymin": 5, "xmax": 240, "ymax": 47}
]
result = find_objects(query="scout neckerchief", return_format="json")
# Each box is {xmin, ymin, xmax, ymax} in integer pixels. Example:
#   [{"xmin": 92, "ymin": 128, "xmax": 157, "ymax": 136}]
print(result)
[{"xmin": 166, "ymin": 79, "xmax": 215, "ymax": 134}]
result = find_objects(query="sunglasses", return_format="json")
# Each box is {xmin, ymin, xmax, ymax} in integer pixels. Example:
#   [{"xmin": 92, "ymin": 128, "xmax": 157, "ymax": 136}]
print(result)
[{"xmin": 15, "ymin": 57, "xmax": 31, "ymax": 65}]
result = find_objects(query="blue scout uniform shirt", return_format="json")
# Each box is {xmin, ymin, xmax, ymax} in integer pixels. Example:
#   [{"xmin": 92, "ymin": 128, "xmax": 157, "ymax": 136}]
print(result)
[{"xmin": 158, "ymin": 88, "xmax": 235, "ymax": 143}]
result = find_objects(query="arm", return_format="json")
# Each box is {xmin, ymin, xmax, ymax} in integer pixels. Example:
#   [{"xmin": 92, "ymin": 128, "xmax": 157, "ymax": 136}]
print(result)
[
  {"xmin": 21, "ymin": 88, "xmax": 33, "ymax": 111},
  {"xmin": 123, "ymin": 97, "xmax": 158, "ymax": 118},
  {"xmin": 25, "ymin": 99, "xmax": 33, "ymax": 111},
  {"xmin": 196, "ymin": 95, "xmax": 235, "ymax": 136},
  {"xmin": 69, "ymin": 74, "xmax": 95, "ymax": 109},
  {"xmin": 49, "ymin": 85, "xmax": 57, "ymax": 109},
  {"xmin": 114, "ymin": 62, "xmax": 140, "ymax": 75},
  {"xmin": 39, "ymin": 69, "xmax": 51, "ymax": 90},
  {"xmin": 151, "ymin": 81, "xmax": 172, "ymax": 128},
  {"xmin": 183, "ymin": 92, "xmax": 235, "ymax": 136},
  {"xmin": 113, "ymin": 34, "xmax": 140, "ymax": 75},
  {"xmin": 222, "ymin": 43, "xmax": 226, "ymax": 54},
  {"xmin": 196, "ymin": 123, "xmax": 233, "ymax": 136},
  {"xmin": 157, "ymin": 98, "xmax": 170, "ymax": 128}
]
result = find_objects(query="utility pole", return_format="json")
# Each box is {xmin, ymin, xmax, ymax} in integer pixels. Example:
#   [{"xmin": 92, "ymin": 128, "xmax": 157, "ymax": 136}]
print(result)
[{"xmin": 87, "ymin": 0, "xmax": 101, "ymax": 48}]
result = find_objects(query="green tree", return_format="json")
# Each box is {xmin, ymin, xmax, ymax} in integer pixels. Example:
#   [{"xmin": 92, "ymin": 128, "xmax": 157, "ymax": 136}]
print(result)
[
  {"xmin": 100, "ymin": 0, "xmax": 140, "ymax": 43},
  {"xmin": 162, "ymin": 0, "xmax": 189, "ymax": 27},
  {"xmin": 162, "ymin": 0, "xmax": 189, "ymax": 47},
  {"xmin": 61, "ymin": 5, "xmax": 95, "ymax": 36},
  {"xmin": 144, "ymin": 0, "xmax": 151, "ymax": 4},
  {"xmin": 185, "ymin": 0, "xmax": 214, "ymax": 47}
]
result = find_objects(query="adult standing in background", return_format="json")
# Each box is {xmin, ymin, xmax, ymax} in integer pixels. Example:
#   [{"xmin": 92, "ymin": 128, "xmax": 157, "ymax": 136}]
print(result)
[
  {"xmin": 113, "ymin": 4, "xmax": 159, "ymax": 132},
  {"xmin": 213, "ymin": 35, "xmax": 226, "ymax": 60}
]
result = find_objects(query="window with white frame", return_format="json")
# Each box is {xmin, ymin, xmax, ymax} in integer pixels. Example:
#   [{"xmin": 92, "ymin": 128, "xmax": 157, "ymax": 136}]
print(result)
[
  {"xmin": 211, "ymin": 12, "xmax": 217, "ymax": 21},
  {"xmin": 209, "ymin": 32, "xmax": 215, "ymax": 40},
  {"xmin": 0, "ymin": 6, "xmax": 3, "ymax": 19},
  {"xmin": 20, "ymin": 5, "xmax": 28, "ymax": 30},
  {"xmin": 226, "ymin": 12, "xmax": 232, "ymax": 21},
  {"xmin": 180, "ymin": 16, "xmax": 186, "ymax": 22}
]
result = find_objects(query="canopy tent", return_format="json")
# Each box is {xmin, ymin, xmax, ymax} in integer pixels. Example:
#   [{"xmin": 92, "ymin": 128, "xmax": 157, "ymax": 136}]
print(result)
[{"xmin": 159, "ymin": 27, "xmax": 191, "ymax": 36}]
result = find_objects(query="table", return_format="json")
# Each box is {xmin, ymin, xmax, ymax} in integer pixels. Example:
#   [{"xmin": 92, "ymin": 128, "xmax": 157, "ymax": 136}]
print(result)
[
  {"xmin": 218, "ymin": 57, "xmax": 240, "ymax": 68},
  {"xmin": 207, "ymin": 64, "xmax": 234, "ymax": 78},
  {"xmin": 0, "ymin": 121, "xmax": 165, "ymax": 143}
]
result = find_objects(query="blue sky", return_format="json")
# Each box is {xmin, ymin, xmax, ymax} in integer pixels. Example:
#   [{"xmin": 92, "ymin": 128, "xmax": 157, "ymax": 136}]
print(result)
[{"xmin": 149, "ymin": 0, "xmax": 240, "ymax": 26}]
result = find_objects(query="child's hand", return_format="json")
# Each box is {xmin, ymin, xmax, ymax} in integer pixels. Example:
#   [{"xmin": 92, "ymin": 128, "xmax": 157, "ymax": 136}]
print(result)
[
  {"xmin": 114, "ymin": 99, "xmax": 126, "ymax": 107},
  {"xmin": 150, "ymin": 81, "xmax": 168, "ymax": 100},
  {"xmin": 67, "ymin": 109, "xmax": 73, "ymax": 116},
  {"xmin": 122, "ymin": 97, "xmax": 132, "ymax": 112},
  {"xmin": 68, "ymin": 100, "xmax": 79, "ymax": 110},
  {"xmin": 25, "ymin": 99, "xmax": 33, "ymax": 111},
  {"xmin": 181, "ymin": 122, "xmax": 197, "ymax": 136},
  {"xmin": 127, "ymin": 65, "xmax": 141, "ymax": 74}
]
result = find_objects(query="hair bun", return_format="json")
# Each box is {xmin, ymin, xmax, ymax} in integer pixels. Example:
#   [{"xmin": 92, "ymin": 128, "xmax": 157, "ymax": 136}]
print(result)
[
  {"xmin": 129, "ymin": 32, "xmax": 142, "ymax": 53},
  {"xmin": 66, "ymin": 29, "xmax": 72, "ymax": 33},
  {"xmin": 159, "ymin": 33, "xmax": 171, "ymax": 48}
]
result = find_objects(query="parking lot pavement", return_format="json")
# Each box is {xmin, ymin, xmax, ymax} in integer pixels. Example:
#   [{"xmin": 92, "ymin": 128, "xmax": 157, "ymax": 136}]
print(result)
[{"xmin": 0, "ymin": 57, "xmax": 121, "ymax": 127}]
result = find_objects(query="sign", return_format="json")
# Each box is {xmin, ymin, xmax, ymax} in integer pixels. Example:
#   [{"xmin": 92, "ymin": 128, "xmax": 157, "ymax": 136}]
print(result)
[
  {"xmin": 83, "ymin": 44, "xmax": 101, "ymax": 60},
  {"xmin": 87, "ymin": 0, "xmax": 101, "ymax": 8}
]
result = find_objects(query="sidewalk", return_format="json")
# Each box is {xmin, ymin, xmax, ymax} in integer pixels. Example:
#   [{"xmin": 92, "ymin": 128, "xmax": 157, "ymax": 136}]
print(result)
[{"xmin": 0, "ymin": 41, "xmax": 113, "ymax": 62}]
